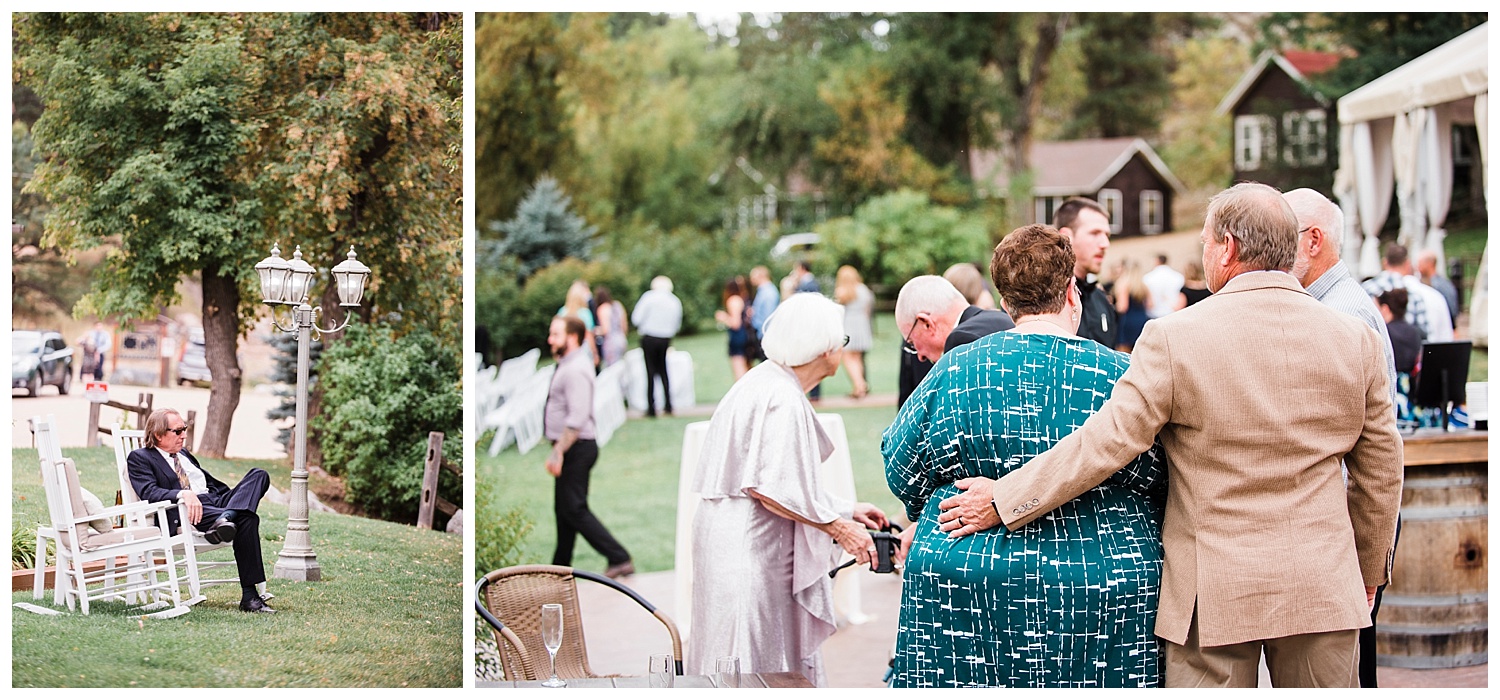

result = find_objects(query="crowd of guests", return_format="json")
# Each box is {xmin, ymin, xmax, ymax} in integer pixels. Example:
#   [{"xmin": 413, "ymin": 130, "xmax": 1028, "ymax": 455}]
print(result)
[{"xmin": 524, "ymin": 180, "xmax": 1468, "ymax": 688}]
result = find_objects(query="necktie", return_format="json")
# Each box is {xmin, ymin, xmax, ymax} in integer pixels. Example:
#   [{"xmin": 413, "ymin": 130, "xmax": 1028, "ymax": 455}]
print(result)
[{"xmin": 171, "ymin": 452, "xmax": 190, "ymax": 489}]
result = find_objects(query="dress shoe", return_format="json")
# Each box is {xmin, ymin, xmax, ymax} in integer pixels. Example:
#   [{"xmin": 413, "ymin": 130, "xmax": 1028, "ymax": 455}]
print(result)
[
  {"xmin": 240, "ymin": 597, "xmax": 277, "ymax": 614},
  {"xmin": 203, "ymin": 518, "xmax": 237, "ymax": 545},
  {"xmin": 604, "ymin": 561, "xmax": 635, "ymax": 579}
]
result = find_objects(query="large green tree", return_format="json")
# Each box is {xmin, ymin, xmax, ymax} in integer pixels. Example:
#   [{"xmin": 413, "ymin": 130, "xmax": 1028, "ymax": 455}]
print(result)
[
  {"xmin": 16, "ymin": 12, "xmax": 461, "ymax": 458},
  {"xmin": 1258, "ymin": 13, "xmax": 1488, "ymax": 99}
]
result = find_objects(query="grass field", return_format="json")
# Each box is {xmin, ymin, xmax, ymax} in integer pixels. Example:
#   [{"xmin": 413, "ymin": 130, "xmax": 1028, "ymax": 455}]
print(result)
[{"xmin": 11, "ymin": 447, "xmax": 463, "ymax": 688}]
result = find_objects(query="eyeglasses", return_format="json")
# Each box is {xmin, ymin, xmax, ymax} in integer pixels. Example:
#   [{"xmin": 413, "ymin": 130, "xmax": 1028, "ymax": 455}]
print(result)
[
  {"xmin": 167, "ymin": 427, "xmax": 187, "ymax": 436},
  {"xmin": 1297, "ymin": 226, "xmax": 1312, "ymax": 235},
  {"xmin": 842, "ymin": 335, "xmax": 850, "ymax": 348},
  {"xmin": 901, "ymin": 317, "xmax": 924, "ymax": 355}
]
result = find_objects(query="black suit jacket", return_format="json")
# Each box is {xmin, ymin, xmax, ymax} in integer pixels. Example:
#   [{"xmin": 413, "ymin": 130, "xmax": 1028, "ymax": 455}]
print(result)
[
  {"xmin": 943, "ymin": 306, "xmax": 1015, "ymax": 352},
  {"xmin": 900, "ymin": 306, "xmax": 1016, "ymax": 407},
  {"xmin": 1076, "ymin": 275, "xmax": 1119, "ymax": 349},
  {"xmin": 126, "ymin": 447, "xmax": 230, "ymax": 533}
]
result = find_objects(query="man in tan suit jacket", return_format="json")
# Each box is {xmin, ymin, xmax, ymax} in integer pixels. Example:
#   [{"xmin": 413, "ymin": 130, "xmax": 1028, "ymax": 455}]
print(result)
[{"xmin": 936, "ymin": 183, "xmax": 1403, "ymax": 687}]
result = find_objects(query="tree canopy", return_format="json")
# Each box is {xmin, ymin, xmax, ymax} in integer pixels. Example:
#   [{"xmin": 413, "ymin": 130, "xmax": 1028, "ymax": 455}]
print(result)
[{"xmin": 15, "ymin": 12, "xmax": 461, "ymax": 457}]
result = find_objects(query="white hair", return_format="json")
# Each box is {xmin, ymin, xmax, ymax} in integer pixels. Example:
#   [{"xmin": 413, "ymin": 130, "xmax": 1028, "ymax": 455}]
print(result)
[
  {"xmin": 1284, "ymin": 188, "xmax": 1344, "ymax": 258},
  {"xmin": 651, "ymin": 275, "xmax": 673, "ymax": 293},
  {"xmin": 761, "ymin": 292, "xmax": 845, "ymax": 367},
  {"xmin": 894, "ymin": 275, "xmax": 965, "ymax": 328}
]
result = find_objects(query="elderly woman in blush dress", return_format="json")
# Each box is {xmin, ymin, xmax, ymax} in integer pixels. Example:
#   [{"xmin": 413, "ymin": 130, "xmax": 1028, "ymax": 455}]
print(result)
[{"xmin": 689, "ymin": 292, "xmax": 890, "ymax": 687}]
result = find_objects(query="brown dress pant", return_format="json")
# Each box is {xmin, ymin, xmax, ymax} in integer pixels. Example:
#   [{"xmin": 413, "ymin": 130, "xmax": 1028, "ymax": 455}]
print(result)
[{"xmin": 1165, "ymin": 607, "xmax": 1360, "ymax": 688}]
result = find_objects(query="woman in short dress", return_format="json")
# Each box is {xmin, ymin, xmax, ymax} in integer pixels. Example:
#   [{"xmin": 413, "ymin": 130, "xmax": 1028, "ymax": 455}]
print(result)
[
  {"xmin": 713, "ymin": 277, "xmax": 751, "ymax": 381},
  {"xmin": 834, "ymin": 265, "xmax": 873, "ymax": 399}
]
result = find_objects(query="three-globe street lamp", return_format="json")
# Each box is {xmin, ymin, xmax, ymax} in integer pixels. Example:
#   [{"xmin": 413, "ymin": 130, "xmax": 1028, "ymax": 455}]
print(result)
[{"xmin": 254, "ymin": 243, "xmax": 371, "ymax": 581}]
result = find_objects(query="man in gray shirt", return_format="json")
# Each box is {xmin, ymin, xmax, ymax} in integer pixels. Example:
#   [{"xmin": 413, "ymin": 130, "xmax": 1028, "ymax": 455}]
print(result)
[
  {"xmin": 544, "ymin": 315, "xmax": 633, "ymax": 578},
  {"xmin": 1284, "ymin": 187, "xmax": 1397, "ymax": 689},
  {"xmin": 631, "ymin": 276, "xmax": 683, "ymax": 417}
]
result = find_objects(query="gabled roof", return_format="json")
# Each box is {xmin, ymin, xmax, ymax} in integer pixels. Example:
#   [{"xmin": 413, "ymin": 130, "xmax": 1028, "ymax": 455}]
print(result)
[
  {"xmin": 1215, "ymin": 50, "xmax": 1342, "ymax": 116},
  {"xmin": 970, "ymin": 137, "xmax": 1185, "ymax": 198}
]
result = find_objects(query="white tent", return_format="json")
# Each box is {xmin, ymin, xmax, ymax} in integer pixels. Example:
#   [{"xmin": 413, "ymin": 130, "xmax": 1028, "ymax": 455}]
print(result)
[{"xmin": 1333, "ymin": 23, "xmax": 1488, "ymax": 346}]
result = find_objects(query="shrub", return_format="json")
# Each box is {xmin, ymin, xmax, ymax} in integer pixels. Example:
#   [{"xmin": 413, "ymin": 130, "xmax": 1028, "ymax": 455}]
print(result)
[
  {"xmin": 491, "ymin": 175, "xmax": 597, "ymax": 280},
  {"xmin": 313, "ymin": 323, "xmax": 462, "ymax": 524},
  {"xmin": 815, "ymin": 189, "xmax": 995, "ymax": 289}
]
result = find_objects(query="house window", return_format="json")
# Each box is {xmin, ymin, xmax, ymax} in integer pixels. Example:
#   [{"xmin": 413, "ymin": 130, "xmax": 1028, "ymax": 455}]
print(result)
[
  {"xmin": 1282, "ymin": 110, "xmax": 1327, "ymax": 167},
  {"xmin": 1034, "ymin": 196, "xmax": 1059, "ymax": 225},
  {"xmin": 1140, "ymin": 190, "xmax": 1164, "ymax": 235},
  {"xmin": 1097, "ymin": 189, "xmax": 1124, "ymax": 234},
  {"xmin": 1234, "ymin": 115, "xmax": 1276, "ymax": 171}
]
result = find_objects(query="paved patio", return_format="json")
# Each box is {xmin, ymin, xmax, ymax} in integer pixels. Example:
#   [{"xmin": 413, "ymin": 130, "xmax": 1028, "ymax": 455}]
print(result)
[{"xmin": 572, "ymin": 568, "xmax": 1487, "ymax": 688}]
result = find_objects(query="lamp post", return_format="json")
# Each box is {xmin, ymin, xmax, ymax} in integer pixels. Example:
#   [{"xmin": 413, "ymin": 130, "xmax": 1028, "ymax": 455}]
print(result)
[{"xmin": 254, "ymin": 243, "xmax": 371, "ymax": 582}]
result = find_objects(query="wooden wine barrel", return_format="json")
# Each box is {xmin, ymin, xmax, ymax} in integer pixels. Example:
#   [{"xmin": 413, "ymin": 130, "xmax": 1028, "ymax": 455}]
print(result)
[{"xmin": 1375, "ymin": 429, "xmax": 1488, "ymax": 668}]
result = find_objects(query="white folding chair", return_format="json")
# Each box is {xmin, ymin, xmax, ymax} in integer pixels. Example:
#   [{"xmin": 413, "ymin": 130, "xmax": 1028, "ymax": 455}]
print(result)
[
  {"xmin": 114, "ymin": 430, "xmax": 238, "ymax": 605},
  {"xmin": 495, "ymin": 348, "xmax": 541, "ymax": 405},
  {"xmin": 511, "ymin": 365, "xmax": 556, "ymax": 455},
  {"xmin": 592, "ymin": 362, "xmax": 628, "ymax": 447}
]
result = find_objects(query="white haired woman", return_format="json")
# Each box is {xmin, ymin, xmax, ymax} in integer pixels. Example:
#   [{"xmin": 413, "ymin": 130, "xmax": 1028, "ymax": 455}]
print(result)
[{"xmin": 688, "ymin": 292, "xmax": 890, "ymax": 687}]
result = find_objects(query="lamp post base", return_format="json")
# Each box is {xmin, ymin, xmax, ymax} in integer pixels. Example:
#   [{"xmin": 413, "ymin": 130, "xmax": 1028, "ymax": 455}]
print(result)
[{"xmin": 273, "ymin": 553, "xmax": 323, "ymax": 582}]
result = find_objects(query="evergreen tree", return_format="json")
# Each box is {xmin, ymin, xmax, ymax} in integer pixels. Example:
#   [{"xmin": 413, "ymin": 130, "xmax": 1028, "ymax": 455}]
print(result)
[
  {"xmin": 494, "ymin": 176, "xmax": 597, "ymax": 281},
  {"xmin": 265, "ymin": 332, "xmax": 323, "ymax": 458}
]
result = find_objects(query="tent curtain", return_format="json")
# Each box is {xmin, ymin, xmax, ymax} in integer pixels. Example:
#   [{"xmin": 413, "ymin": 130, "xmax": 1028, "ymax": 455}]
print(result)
[
  {"xmin": 1333, "ymin": 126, "xmax": 1364, "ymax": 266},
  {"xmin": 1420, "ymin": 106, "xmax": 1457, "ymax": 267},
  {"xmin": 1351, "ymin": 119, "xmax": 1396, "ymax": 277},
  {"xmin": 1392, "ymin": 109, "xmax": 1427, "ymax": 253},
  {"xmin": 1471, "ymin": 94, "xmax": 1488, "ymax": 348}
]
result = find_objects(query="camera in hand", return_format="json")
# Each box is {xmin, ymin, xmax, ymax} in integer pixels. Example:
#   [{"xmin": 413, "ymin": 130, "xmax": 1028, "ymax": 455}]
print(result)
[{"xmin": 829, "ymin": 523, "xmax": 904, "ymax": 578}]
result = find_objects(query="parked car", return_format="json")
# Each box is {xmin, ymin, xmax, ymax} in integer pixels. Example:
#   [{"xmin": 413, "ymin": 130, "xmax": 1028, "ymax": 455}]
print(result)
[
  {"xmin": 177, "ymin": 328, "xmax": 212, "ymax": 386},
  {"xmin": 12, "ymin": 330, "xmax": 74, "ymax": 397}
]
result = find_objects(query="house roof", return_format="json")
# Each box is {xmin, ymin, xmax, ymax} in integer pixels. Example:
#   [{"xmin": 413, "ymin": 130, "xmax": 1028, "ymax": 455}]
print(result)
[
  {"xmin": 1215, "ymin": 50, "xmax": 1343, "ymax": 116},
  {"xmin": 970, "ymin": 137, "xmax": 1185, "ymax": 198}
]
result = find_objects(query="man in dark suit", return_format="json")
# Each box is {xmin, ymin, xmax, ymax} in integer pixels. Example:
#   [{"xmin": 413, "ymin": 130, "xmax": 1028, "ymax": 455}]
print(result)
[
  {"xmin": 127, "ymin": 408, "xmax": 276, "ymax": 613},
  {"xmin": 1053, "ymin": 197, "xmax": 1118, "ymax": 349},
  {"xmin": 895, "ymin": 275, "xmax": 1015, "ymax": 407}
]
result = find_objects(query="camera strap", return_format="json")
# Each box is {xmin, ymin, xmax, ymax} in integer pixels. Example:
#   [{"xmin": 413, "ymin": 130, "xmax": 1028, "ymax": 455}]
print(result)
[{"xmin": 828, "ymin": 522, "xmax": 904, "ymax": 578}]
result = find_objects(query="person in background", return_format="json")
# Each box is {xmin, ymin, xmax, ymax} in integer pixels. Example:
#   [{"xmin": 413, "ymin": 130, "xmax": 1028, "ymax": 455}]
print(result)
[
  {"xmin": 1112, "ymin": 261, "xmax": 1150, "ymax": 353},
  {"xmin": 558, "ymin": 279, "xmax": 597, "ymax": 365},
  {"xmin": 942, "ymin": 262, "xmax": 996, "ymax": 310},
  {"xmin": 1415, "ymin": 249, "xmax": 1460, "ymax": 328},
  {"xmin": 713, "ymin": 277, "xmax": 752, "ymax": 381},
  {"xmin": 631, "ymin": 276, "xmax": 683, "ymax": 418},
  {"xmin": 749, "ymin": 265, "xmax": 780, "ymax": 361},
  {"xmin": 688, "ymin": 292, "xmax": 889, "ymax": 687},
  {"xmin": 1053, "ymin": 197, "xmax": 1118, "ymax": 349},
  {"xmin": 1363, "ymin": 243, "xmax": 1453, "ymax": 343},
  {"xmin": 1176, "ymin": 261, "xmax": 1211, "ymax": 310},
  {"xmin": 1142, "ymin": 253, "xmax": 1184, "ymax": 319},
  {"xmin": 592, "ymin": 285, "xmax": 628, "ymax": 369},
  {"xmin": 543, "ymin": 315, "xmax": 633, "ymax": 579},
  {"xmin": 1379, "ymin": 288, "xmax": 1422, "ymax": 377},
  {"xmin": 834, "ymin": 265, "xmax": 874, "ymax": 399}
]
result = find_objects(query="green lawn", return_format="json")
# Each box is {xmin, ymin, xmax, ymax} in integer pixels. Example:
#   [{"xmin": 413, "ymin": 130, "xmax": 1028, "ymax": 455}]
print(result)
[{"xmin": 12, "ymin": 447, "xmax": 462, "ymax": 688}]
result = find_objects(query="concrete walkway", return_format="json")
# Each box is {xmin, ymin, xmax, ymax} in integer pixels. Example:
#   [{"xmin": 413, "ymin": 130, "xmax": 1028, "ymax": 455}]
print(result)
[{"xmin": 574, "ymin": 567, "xmax": 1487, "ymax": 688}]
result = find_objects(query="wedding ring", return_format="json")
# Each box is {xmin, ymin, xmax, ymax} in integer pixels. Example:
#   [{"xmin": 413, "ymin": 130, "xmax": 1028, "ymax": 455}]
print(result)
[{"xmin": 957, "ymin": 516, "xmax": 964, "ymax": 527}]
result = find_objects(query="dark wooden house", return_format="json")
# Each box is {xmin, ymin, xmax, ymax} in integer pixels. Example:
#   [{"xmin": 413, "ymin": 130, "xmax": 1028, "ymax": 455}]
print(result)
[
  {"xmin": 1216, "ymin": 50, "xmax": 1343, "ymax": 192},
  {"xmin": 971, "ymin": 137, "xmax": 1184, "ymax": 237}
]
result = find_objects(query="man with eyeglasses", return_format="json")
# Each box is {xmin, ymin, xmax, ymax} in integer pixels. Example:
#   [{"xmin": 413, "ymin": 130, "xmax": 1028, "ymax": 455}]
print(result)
[
  {"xmin": 894, "ymin": 275, "xmax": 1014, "ymax": 407},
  {"xmin": 127, "ymin": 408, "xmax": 276, "ymax": 613}
]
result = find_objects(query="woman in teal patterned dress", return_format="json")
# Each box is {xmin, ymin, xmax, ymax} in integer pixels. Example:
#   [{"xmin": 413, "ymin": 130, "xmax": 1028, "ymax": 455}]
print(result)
[{"xmin": 882, "ymin": 224, "xmax": 1168, "ymax": 687}]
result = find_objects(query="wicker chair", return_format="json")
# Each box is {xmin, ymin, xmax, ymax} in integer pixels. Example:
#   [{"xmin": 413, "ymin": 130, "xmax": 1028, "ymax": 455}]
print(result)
[{"xmin": 475, "ymin": 564, "xmax": 683, "ymax": 681}]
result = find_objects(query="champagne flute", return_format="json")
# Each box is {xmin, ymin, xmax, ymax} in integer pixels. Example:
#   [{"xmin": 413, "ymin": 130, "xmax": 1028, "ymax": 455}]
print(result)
[
  {"xmin": 714, "ymin": 656, "xmax": 741, "ymax": 688},
  {"xmin": 648, "ymin": 653, "xmax": 675, "ymax": 688},
  {"xmin": 540, "ymin": 603, "xmax": 566, "ymax": 687}
]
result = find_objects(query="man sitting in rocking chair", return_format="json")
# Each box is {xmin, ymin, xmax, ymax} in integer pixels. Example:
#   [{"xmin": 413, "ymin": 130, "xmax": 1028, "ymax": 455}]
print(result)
[{"xmin": 126, "ymin": 408, "xmax": 276, "ymax": 613}]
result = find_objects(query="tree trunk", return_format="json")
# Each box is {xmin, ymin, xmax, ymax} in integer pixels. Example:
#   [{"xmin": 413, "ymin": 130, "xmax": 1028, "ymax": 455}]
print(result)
[
  {"xmin": 196, "ymin": 267, "xmax": 243, "ymax": 458},
  {"xmin": 1000, "ymin": 13, "xmax": 1069, "ymax": 231}
]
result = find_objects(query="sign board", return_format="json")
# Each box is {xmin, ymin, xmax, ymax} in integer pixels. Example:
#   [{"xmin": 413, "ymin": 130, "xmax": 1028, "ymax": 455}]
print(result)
[{"xmin": 85, "ymin": 382, "xmax": 109, "ymax": 404}]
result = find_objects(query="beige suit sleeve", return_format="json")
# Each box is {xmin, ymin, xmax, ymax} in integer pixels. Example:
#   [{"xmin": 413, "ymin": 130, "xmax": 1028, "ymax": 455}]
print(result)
[
  {"xmin": 1345, "ymin": 324, "xmax": 1404, "ymax": 586},
  {"xmin": 993, "ymin": 322, "xmax": 1176, "ymax": 530}
]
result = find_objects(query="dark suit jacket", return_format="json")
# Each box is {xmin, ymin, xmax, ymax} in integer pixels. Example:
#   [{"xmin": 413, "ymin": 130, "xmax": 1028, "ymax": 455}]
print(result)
[
  {"xmin": 1076, "ymin": 275, "xmax": 1119, "ymax": 348},
  {"xmin": 126, "ymin": 447, "xmax": 231, "ymax": 533},
  {"xmin": 943, "ymin": 306, "xmax": 1015, "ymax": 353}
]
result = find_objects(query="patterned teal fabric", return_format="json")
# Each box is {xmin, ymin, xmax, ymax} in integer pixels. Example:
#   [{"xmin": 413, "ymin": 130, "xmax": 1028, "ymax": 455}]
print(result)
[{"xmin": 882, "ymin": 332, "xmax": 1168, "ymax": 688}]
